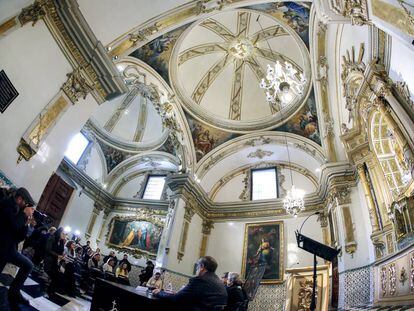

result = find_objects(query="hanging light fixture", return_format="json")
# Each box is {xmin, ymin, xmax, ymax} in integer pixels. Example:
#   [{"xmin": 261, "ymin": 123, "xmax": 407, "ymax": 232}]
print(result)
[
  {"xmin": 256, "ymin": 16, "xmax": 305, "ymax": 216},
  {"xmin": 259, "ymin": 61, "xmax": 306, "ymax": 107}
]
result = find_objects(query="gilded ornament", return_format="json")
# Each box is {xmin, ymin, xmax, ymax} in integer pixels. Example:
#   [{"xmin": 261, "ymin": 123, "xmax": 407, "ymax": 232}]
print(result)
[
  {"xmin": 18, "ymin": 0, "xmax": 47, "ymax": 26},
  {"xmin": 380, "ymin": 266, "xmax": 387, "ymax": 296},
  {"xmin": 16, "ymin": 139, "xmax": 36, "ymax": 164},
  {"xmin": 400, "ymin": 266, "xmax": 408, "ymax": 286},
  {"xmin": 247, "ymin": 149, "xmax": 274, "ymax": 159},
  {"xmin": 298, "ymin": 279, "xmax": 317, "ymax": 311},
  {"xmin": 62, "ymin": 69, "xmax": 94, "ymax": 103},
  {"xmin": 389, "ymin": 263, "xmax": 397, "ymax": 296}
]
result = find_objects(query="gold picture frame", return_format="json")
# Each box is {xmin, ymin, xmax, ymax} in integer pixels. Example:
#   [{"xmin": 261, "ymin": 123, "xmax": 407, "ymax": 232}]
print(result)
[
  {"xmin": 241, "ymin": 221, "xmax": 284, "ymax": 284},
  {"xmin": 106, "ymin": 215, "xmax": 164, "ymax": 259}
]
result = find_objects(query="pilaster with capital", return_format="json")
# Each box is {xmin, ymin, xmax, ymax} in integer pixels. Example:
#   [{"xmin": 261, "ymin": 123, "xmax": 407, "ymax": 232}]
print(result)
[
  {"xmin": 85, "ymin": 203, "xmax": 102, "ymax": 239},
  {"xmin": 332, "ymin": 186, "xmax": 358, "ymax": 255},
  {"xmin": 318, "ymin": 212, "xmax": 331, "ymax": 246},
  {"xmin": 199, "ymin": 220, "xmax": 214, "ymax": 258},
  {"xmin": 357, "ymin": 164, "xmax": 381, "ymax": 232},
  {"xmin": 177, "ymin": 200, "xmax": 195, "ymax": 262}
]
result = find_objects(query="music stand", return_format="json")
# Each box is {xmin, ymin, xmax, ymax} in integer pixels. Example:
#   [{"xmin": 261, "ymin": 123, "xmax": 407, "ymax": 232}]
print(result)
[{"xmin": 295, "ymin": 231, "xmax": 340, "ymax": 311}]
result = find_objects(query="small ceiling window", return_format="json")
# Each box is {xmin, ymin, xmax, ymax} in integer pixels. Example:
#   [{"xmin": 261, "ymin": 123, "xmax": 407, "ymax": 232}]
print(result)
[
  {"xmin": 251, "ymin": 168, "xmax": 278, "ymax": 200},
  {"xmin": 64, "ymin": 132, "xmax": 90, "ymax": 165},
  {"xmin": 143, "ymin": 175, "xmax": 166, "ymax": 200}
]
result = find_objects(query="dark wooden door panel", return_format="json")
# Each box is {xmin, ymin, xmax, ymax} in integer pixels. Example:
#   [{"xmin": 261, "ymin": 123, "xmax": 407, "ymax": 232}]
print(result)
[{"xmin": 37, "ymin": 173, "xmax": 74, "ymax": 227}]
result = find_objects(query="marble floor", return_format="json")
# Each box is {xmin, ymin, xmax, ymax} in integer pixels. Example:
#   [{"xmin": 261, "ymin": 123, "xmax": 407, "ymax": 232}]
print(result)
[{"xmin": 0, "ymin": 272, "xmax": 90, "ymax": 311}]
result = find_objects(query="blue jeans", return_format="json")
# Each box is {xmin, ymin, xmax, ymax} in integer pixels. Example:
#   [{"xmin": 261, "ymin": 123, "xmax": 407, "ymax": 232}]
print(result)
[{"xmin": 0, "ymin": 249, "xmax": 33, "ymax": 295}]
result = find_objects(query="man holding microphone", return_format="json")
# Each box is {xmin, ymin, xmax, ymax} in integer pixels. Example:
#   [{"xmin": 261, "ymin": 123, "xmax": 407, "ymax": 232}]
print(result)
[{"xmin": 0, "ymin": 187, "xmax": 36, "ymax": 308}]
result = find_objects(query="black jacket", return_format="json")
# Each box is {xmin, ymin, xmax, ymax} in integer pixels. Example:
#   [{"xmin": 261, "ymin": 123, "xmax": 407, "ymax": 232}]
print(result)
[
  {"xmin": 157, "ymin": 271, "xmax": 228, "ymax": 311},
  {"xmin": 0, "ymin": 197, "xmax": 28, "ymax": 256},
  {"xmin": 225, "ymin": 284, "xmax": 246, "ymax": 311}
]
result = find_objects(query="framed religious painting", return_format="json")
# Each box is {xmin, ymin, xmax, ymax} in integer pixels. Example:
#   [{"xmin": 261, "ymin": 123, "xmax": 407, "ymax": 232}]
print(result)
[
  {"xmin": 241, "ymin": 221, "xmax": 284, "ymax": 284},
  {"xmin": 106, "ymin": 216, "xmax": 164, "ymax": 259}
]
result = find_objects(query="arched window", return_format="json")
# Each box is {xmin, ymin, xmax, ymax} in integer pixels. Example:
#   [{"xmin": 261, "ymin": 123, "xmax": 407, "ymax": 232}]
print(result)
[{"xmin": 370, "ymin": 111, "xmax": 405, "ymax": 199}]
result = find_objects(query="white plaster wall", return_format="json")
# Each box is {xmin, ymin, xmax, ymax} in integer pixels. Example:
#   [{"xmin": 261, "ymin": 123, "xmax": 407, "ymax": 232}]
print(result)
[
  {"xmin": 389, "ymin": 37, "xmax": 414, "ymax": 102},
  {"xmin": 0, "ymin": 22, "xmax": 98, "ymax": 200},
  {"xmin": 206, "ymin": 215, "xmax": 323, "ymax": 278},
  {"xmin": 335, "ymin": 184, "xmax": 375, "ymax": 273},
  {"xmin": 161, "ymin": 200, "xmax": 203, "ymax": 276},
  {"xmin": 116, "ymin": 174, "xmax": 146, "ymax": 198},
  {"xmin": 213, "ymin": 169, "xmax": 316, "ymax": 203},
  {"xmin": 78, "ymin": 0, "xmax": 189, "ymax": 46},
  {"xmin": 0, "ymin": 0, "xmax": 32, "ymax": 22},
  {"xmin": 325, "ymin": 23, "xmax": 371, "ymax": 162},
  {"xmin": 84, "ymin": 145, "xmax": 105, "ymax": 183},
  {"xmin": 214, "ymin": 174, "xmax": 245, "ymax": 202},
  {"xmin": 60, "ymin": 187, "xmax": 96, "ymax": 245}
]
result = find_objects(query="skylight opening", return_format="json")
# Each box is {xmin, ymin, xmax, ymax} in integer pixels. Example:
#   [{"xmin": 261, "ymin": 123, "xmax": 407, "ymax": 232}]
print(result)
[{"xmin": 64, "ymin": 132, "xmax": 90, "ymax": 165}]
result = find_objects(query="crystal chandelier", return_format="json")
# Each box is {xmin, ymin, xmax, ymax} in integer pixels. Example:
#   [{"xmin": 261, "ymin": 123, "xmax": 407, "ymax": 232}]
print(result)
[
  {"xmin": 283, "ymin": 185, "xmax": 305, "ymax": 217},
  {"xmin": 259, "ymin": 61, "xmax": 306, "ymax": 107}
]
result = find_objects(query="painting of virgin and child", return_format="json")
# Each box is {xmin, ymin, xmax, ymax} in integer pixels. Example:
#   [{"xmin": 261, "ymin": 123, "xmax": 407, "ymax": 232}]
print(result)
[
  {"xmin": 108, "ymin": 218, "xmax": 163, "ymax": 255},
  {"xmin": 242, "ymin": 221, "xmax": 284, "ymax": 284}
]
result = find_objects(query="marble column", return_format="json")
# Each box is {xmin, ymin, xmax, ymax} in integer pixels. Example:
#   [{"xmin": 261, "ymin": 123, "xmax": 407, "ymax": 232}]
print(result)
[{"xmin": 85, "ymin": 204, "xmax": 100, "ymax": 239}]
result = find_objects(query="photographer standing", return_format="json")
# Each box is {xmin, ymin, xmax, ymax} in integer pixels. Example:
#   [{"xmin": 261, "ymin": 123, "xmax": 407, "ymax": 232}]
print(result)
[{"xmin": 0, "ymin": 187, "xmax": 35, "ymax": 308}]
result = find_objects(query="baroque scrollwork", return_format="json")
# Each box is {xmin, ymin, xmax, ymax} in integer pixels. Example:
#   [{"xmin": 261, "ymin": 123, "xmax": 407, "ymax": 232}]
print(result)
[
  {"xmin": 389, "ymin": 263, "xmax": 397, "ymax": 296},
  {"xmin": 381, "ymin": 266, "xmax": 387, "ymax": 296},
  {"xmin": 18, "ymin": 0, "xmax": 47, "ymax": 26},
  {"xmin": 62, "ymin": 68, "xmax": 94, "ymax": 103}
]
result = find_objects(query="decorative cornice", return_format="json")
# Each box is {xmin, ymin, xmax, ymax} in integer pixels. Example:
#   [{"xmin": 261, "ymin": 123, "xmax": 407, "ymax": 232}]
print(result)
[
  {"xmin": 58, "ymin": 158, "xmax": 169, "ymax": 213},
  {"xmin": 18, "ymin": 0, "xmax": 128, "ymax": 104}
]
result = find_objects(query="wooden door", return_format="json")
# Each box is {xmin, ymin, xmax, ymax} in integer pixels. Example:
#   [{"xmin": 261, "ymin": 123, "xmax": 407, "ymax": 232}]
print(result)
[{"xmin": 37, "ymin": 173, "xmax": 74, "ymax": 227}]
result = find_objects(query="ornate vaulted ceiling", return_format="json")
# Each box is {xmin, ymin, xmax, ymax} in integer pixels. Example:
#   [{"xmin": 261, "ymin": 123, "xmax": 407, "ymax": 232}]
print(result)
[
  {"xmin": 170, "ymin": 9, "xmax": 311, "ymax": 132},
  {"xmin": 85, "ymin": 1, "xmax": 322, "ymax": 182}
]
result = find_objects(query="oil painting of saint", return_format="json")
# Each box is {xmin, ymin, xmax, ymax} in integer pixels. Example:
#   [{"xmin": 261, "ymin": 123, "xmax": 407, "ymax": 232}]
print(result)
[
  {"xmin": 242, "ymin": 221, "xmax": 284, "ymax": 284},
  {"xmin": 108, "ymin": 218, "xmax": 163, "ymax": 256}
]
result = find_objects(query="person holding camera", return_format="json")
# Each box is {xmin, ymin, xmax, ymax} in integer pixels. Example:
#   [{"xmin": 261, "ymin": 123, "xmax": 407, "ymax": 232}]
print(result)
[{"xmin": 0, "ymin": 187, "xmax": 36, "ymax": 308}]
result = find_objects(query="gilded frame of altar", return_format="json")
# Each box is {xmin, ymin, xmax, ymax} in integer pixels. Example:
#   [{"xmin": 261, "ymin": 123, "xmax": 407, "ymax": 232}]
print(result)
[
  {"xmin": 285, "ymin": 265, "xmax": 330, "ymax": 311},
  {"xmin": 241, "ymin": 221, "xmax": 284, "ymax": 284},
  {"xmin": 106, "ymin": 215, "xmax": 164, "ymax": 259}
]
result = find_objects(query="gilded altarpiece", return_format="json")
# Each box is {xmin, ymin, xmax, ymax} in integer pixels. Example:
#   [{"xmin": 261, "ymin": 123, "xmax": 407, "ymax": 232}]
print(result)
[{"xmin": 285, "ymin": 265, "xmax": 330, "ymax": 311}]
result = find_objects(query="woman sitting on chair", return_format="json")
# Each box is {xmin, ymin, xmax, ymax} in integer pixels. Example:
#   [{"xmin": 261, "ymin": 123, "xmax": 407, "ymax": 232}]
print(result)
[{"xmin": 225, "ymin": 272, "xmax": 246, "ymax": 311}]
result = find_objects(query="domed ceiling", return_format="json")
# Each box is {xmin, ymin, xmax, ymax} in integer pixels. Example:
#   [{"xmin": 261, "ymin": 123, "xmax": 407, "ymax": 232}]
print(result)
[
  {"xmin": 124, "ymin": 2, "xmax": 319, "ymax": 163},
  {"xmin": 92, "ymin": 81, "xmax": 166, "ymax": 147},
  {"xmin": 170, "ymin": 9, "xmax": 311, "ymax": 132}
]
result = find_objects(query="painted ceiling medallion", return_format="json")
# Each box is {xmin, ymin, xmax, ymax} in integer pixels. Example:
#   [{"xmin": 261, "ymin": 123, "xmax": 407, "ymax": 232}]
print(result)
[{"xmin": 170, "ymin": 9, "xmax": 311, "ymax": 133}]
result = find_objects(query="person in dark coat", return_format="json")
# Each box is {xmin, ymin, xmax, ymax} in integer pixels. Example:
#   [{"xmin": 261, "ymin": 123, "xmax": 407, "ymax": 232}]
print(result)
[
  {"xmin": 103, "ymin": 251, "xmax": 118, "ymax": 267},
  {"xmin": 44, "ymin": 227, "xmax": 66, "ymax": 294},
  {"xmin": 0, "ymin": 187, "xmax": 35, "ymax": 307},
  {"xmin": 139, "ymin": 260, "xmax": 154, "ymax": 285},
  {"xmin": 153, "ymin": 256, "xmax": 228, "ymax": 311},
  {"xmin": 225, "ymin": 272, "xmax": 247, "ymax": 311}
]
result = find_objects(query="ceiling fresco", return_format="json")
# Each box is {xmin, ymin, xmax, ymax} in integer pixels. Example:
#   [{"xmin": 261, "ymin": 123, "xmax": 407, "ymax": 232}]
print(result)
[
  {"xmin": 126, "ymin": 1, "xmax": 319, "ymax": 163},
  {"xmin": 274, "ymin": 89, "xmax": 321, "ymax": 145},
  {"xmin": 129, "ymin": 24, "xmax": 189, "ymax": 86}
]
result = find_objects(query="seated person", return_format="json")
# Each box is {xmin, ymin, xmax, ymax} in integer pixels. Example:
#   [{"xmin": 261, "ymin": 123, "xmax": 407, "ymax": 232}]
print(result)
[
  {"xmin": 153, "ymin": 256, "xmax": 227, "ymax": 311},
  {"xmin": 88, "ymin": 253, "xmax": 102, "ymax": 270},
  {"xmin": 103, "ymin": 251, "xmax": 118, "ymax": 267},
  {"xmin": 146, "ymin": 272, "xmax": 162, "ymax": 289},
  {"xmin": 102, "ymin": 258, "xmax": 116, "ymax": 274},
  {"xmin": 116, "ymin": 262, "xmax": 129, "ymax": 278},
  {"xmin": 139, "ymin": 260, "xmax": 154, "ymax": 285},
  {"xmin": 225, "ymin": 272, "xmax": 246, "ymax": 311},
  {"xmin": 221, "ymin": 272, "xmax": 229, "ymax": 286},
  {"xmin": 118, "ymin": 254, "xmax": 132, "ymax": 272}
]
